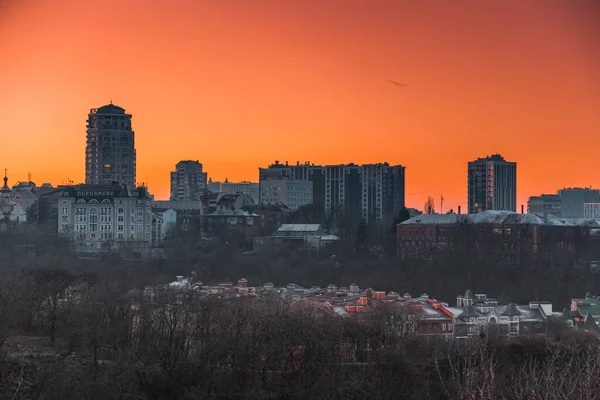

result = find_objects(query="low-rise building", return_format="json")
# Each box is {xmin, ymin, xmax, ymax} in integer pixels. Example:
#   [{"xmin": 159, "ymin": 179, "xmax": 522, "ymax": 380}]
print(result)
[
  {"xmin": 200, "ymin": 193, "xmax": 254, "ymax": 214},
  {"xmin": 252, "ymin": 205, "xmax": 296, "ymax": 236},
  {"xmin": 204, "ymin": 209, "xmax": 260, "ymax": 243},
  {"xmin": 569, "ymin": 293, "xmax": 600, "ymax": 329},
  {"xmin": 137, "ymin": 277, "xmax": 576, "ymax": 341},
  {"xmin": 151, "ymin": 208, "xmax": 177, "ymax": 246},
  {"xmin": 208, "ymin": 180, "xmax": 260, "ymax": 204},
  {"xmin": 396, "ymin": 210, "xmax": 584, "ymax": 260},
  {"xmin": 152, "ymin": 199, "xmax": 203, "ymax": 234},
  {"xmin": 453, "ymin": 290, "xmax": 553, "ymax": 338},
  {"xmin": 527, "ymin": 194, "xmax": 561, "ymax": 216}
]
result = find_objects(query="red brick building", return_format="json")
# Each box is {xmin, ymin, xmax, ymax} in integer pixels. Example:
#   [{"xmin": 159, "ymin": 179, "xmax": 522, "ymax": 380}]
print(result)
[{"xmin": 396, "ymin": 210, "xmax": 585, "ymax": 260}]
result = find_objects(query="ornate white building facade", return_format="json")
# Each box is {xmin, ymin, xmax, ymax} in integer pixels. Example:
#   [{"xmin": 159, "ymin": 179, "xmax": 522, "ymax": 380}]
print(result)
[{"xmin": 58, "ymin": 184, "xmax": 153, "ymax": 253}]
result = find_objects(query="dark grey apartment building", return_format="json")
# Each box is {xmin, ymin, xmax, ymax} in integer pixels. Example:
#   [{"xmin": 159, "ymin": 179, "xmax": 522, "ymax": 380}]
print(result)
[
  {"xmin": 170, "ymin": 160, "xmax": 207, "ymax": 201},
  {"xmin": 559, "ymin": 188, "xmax": 600, "ymax": 218},
  {"xmin": 259, "ymin": 161, "xmax": 405, "ymax": 221},
  {"xmin": 85, "ymin": 103, "xmax": 136, "ymax": 187},
  {"xmin": 468, "ymin": 154, "xmax": 516, "ymax": 214}
]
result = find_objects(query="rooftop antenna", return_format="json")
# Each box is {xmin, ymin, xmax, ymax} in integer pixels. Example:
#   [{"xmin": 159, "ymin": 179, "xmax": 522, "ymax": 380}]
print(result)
[{"xmin": 28, "ymin": 171, "xmax": 32, "ymax": 182}]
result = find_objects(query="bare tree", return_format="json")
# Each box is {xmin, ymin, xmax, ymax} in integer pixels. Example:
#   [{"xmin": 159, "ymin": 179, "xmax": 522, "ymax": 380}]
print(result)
[{"xmin": 424, "ymin": 196, "xmax": 436, "ymax": 214}]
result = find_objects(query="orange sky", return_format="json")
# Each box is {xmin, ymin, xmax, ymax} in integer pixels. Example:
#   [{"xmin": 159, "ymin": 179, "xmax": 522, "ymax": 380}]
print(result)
[{"xmin": 1, "ymin": 0, "xmax": 599, "ymax": 211}]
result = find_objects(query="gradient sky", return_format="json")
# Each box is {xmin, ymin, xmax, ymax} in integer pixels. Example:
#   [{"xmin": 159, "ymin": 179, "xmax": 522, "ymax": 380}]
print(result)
[{"xmin": 1, "ymin": 0, "xmax": 599, "ymax": 211}]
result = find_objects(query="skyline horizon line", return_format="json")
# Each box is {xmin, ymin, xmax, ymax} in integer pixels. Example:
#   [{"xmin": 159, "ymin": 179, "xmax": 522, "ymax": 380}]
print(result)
[{"xmin": 3, "ymin": 161, "xmax": 599, "ymax": 213}]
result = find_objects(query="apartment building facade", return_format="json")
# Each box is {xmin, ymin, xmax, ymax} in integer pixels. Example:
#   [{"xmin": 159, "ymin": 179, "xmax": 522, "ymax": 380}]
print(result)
[
  {"xmin": 85, "ymin": 103, "xmax": 136, "ymax": 187},
  {"xmin": 259, "ymin": 161, "xmax": 405, "ymax": 221},
  {"xmin": 170, "ymin": 160, "xmax": 208, "ymax": 201},
  {"xmin": 468, "ymin": 154, "xmax": 517, "ymax": 214},
  {"xmin": 58, "ymin": 184, "xmax": 153, "ymax": 253}
]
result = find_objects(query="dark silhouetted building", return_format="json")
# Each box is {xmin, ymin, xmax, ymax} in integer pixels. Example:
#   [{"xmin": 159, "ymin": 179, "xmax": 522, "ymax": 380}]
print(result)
[
  {"xmin": 85, "ymin": 103, "xmax": 136, "ymax": 187},
  {"xmin": 170, "ymin": 160, "xmax": 207, "ymax": 201},
  {"xmin": 468, "ymin": 154, "xmax": 516, "ymax": 214}
]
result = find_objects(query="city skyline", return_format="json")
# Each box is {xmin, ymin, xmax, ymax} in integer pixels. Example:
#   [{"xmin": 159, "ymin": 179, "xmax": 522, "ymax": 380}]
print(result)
[{"xmin": 1, "ymin": 0, "xmax": 599, "ymax": 211}]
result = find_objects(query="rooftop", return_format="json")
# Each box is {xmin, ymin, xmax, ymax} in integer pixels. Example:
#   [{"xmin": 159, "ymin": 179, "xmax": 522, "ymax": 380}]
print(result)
[
  {"xmin": 206, "ymin": 209, "xmax": 258, "ymax": 217},
  {"xmin": 399, "ymin": 210, "xmax": 573, "ymax": 226},
  {"xmin": 275, "ymin": 224, "xmax": 321, "ymax": 232},
  {"xmin": 470, "ymin": 154, "xmax": 511, "ymax": 163},
  {"xmin": 94, "ymin": 103, "xmax": 126, "ymax": 115}
]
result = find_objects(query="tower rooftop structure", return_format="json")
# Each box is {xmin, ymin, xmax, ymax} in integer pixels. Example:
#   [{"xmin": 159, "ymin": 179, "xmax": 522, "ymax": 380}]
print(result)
[{"xmin": 94, "ymin": 103, "xmax": 126, "ymax": 114}]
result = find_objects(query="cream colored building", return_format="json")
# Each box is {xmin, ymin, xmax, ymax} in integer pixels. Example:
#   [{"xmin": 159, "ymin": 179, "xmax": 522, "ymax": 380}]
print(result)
[{"xmin": 59, "ymin": 184, "xmax": 153, "ymax": 253}]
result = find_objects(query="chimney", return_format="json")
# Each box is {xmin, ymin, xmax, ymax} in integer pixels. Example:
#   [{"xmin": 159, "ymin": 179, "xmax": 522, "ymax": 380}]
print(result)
[
  {"xmin": 521, "ymin": 205, "xmax": 524, "ymax": 214},
  {"xmin": 458, "ymin": 206, "xmax": 461, "ymax": 215}
]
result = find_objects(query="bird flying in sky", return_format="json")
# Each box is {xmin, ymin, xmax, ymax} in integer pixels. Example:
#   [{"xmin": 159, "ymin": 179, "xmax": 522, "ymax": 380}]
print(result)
[{"xmin": 389, "ymin": 80, "xmax": 408, "ymax": 87}]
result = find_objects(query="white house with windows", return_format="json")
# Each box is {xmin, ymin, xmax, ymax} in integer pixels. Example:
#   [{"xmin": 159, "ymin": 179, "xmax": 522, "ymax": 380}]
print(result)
[
  {"xmin": 452, "ymin": 290, "xmax": 554, "ymax": 338},
  {"xmin": 151, "ymin": 208, "xmax": 177, "ymax": 246},
  {"xmin": 58, "ymin": 184, "xmax": 153, "ymax": 254}
]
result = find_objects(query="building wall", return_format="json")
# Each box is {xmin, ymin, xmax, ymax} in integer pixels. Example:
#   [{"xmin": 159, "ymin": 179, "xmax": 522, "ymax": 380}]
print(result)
[
  {"xmin": 260, "ymin": 161, "xmax": 405, "ymax": 221},
  {"xmin": 85, "ymin": 104, "xmax": 136, "ymax": 187},
  {"xmin": 58, "ymin": 185, "xmax": 152, "ymax": 252},
  {"xmin": 221, "ymin": 182, "xmax": 259, "ymax": 204},
  {"xmin": 151, "ymin": 209, "xmax": 177, "ymax": 246},
  {"xmin": 396, "ymin": 222, "xmax": 579, "ymax": 259},
  {"xmin": 560, "ymin": 188, "xmax": 600, "ymax": 218},
  {"xmin": 259, "ymin": 179, "xmax": 313, "ymax": 210},
  {"xmin": 584, "ymin": 203, "xmax": 600, "ymax": 219},
  {"xmin": 527, "ymin": 194, "xmax": 561, "ymax": 216},
  {"xmin": 205, "ymin": 214, "xmax": 261, "ymax": 242},
  {"xmin": 153, "ymin": 200, "xmax": 203, "ymax": 214},
  {"xmin": 253, "ymin": 208, "xmax": 295, "ymax": 236},
  {"xmin": 170, "ymin": 160, "xmax": 207, "ymax": 201}
]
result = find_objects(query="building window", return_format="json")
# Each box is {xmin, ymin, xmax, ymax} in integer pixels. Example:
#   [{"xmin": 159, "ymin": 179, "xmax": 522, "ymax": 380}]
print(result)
[{"xmin": 118, "ymin": 208, "xmax": 124, "ymax": 214}]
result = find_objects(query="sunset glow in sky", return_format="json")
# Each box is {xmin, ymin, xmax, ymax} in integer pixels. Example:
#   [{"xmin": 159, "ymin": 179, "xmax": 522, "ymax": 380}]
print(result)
[{"xmin": 1, "ymin": 0, "xmax": 599, "ymax": 211}]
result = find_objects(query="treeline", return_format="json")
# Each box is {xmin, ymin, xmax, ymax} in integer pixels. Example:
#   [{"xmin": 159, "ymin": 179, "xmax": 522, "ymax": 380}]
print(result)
[
  {"xmin": 2, "ymin": 222, "xmax": 600, "ymax": 309},
  {"xmin": 0, "ymin": 270, "xmax": 599, "ymax": 399}
]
